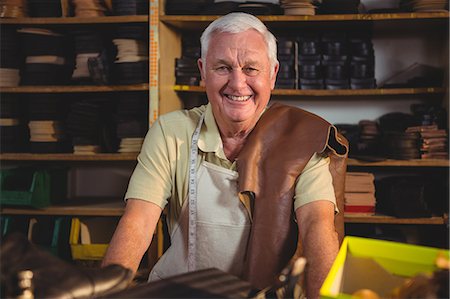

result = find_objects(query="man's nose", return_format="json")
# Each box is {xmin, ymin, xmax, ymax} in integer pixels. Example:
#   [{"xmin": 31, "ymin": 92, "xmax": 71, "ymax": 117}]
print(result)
[{"xmin": 228, "ymin": 69, "xmax": 247, "ymax": 90}]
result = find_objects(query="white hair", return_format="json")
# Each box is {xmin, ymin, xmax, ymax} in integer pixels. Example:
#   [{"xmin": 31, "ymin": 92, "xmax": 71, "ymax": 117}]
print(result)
[{"xmin": 200, "ymin": 12, "xmax": 278, "ymax": 76}]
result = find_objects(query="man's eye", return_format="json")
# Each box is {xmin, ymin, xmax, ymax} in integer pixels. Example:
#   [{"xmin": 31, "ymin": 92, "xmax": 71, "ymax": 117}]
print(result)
[
  {"xmin": 244, "ymin": 67, "xmax": 259, "ymax": 76},
  {"xmin": 215, "ymin": 66, "xmax": 230, "ymax": 74}
]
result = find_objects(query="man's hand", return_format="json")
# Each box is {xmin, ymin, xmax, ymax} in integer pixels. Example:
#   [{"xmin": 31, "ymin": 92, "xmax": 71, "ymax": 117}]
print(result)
[
  {"xmin": 102, "ymin": 199, "xmax": 162, "ymax": 274},
  {"xmin": 297, "ymin": 200, "xmax": 339, "ymax": 299}
]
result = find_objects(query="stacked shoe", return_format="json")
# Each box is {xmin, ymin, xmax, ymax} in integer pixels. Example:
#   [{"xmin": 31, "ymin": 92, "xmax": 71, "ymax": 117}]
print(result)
[
  {"xmin": 66, "ymin": 99, "xmax": 104, "ymax": 154},
  {"xmin": 175, "ymin": 34, "xmax": 201, "ymax": 86},
  {"xmin": 357, "ymin": 120, "xmax": 381, "ymax": 155},
  {"xmin": 275, "ymin": 37, "xmax": 297, "ymax": 89},
  {"xmin": 400, "ymin": 0, "xmax": 448, "ymax": 12},
  {"xmin": 379, "ymin": 112, "xmax": 420, "ymax": 160},
  {"xmin": 111, "ymin": 0, "xmax": 148, "ymax": 15},
  {"xmin": 18, "ymin": 28, "xmax": 69, "ymax": 85},
  {"xmin": 406, "ymin": 125, "xmax": 448, "ymax": 160},
  {"xmin": 72, "ymin": 0, "xmax": 109, "ymax": 17},
  {"xmin": 71, "ymin": 30, "xmax": 105, "ymax": 84},
  {"xmin": 0, "ymin": 94, "xmax": 27, "ymax": 152},
  {"xmin": 0, "ymin": 0, "xmax": 28, "ymax": 17},
  {"xmin": 116, "ymin": 92, "xmax": 147, "ymax": 153},
  {"xmin": 281, "ymin": 0, "xmax": 316, "ymax": 15},
  {"xmin": 316, "ymin": 0, "xmax": 360, "ymax": 14},
  {"xmin": 322, "ymin": 32, "xmax": 349, "ymax": 90},
  {"xmin": 112, "ymin": 25, "xmax": 148, "ymax": 85},
  {"xmin": 349, "ymin": 33, "xmax": 376, "ymax": 89},
  {"xmin": 297, "ymin": 33, "xmax": 323, "ymax": 89},
  {"xmin": 27, "ymin": 0, "xmax": 61, "ymax": 17},
  {"xmin": 27, "ymin": 94, "xmax": 67, "ymax": 153},
  {"xmin": 0, "ymin": 28, "xmax": 21, "ymax": 87}
]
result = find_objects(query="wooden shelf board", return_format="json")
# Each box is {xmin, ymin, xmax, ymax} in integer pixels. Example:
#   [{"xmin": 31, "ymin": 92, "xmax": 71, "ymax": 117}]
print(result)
[
  {"xmin": 0, "ymin": 153, "xmax": 138, "ymax": 161},
  {"xmin": 174, "ymin": 85, "xmax": 446, "ymax": 96},
  {"xmin": 0, "ymin": 84, "xmax": 149, "ymax": 93},
  {"xmin": 1, "ymin": 199, "xmax": 125, "ymax": 216},
  {"xmin": 0, "ymin": 15, "xmax": 148, "ymax": 24},
  {"xmin": 347, "ymin": 158, "xmax": 449, "ymax": 167},
  {"xmin": 161, "ymin": 12, "xmax": 449, "ymax": 29},
  {"xmin": 345, "ymin": 214, "xmax": 446, "ymax": 224}
]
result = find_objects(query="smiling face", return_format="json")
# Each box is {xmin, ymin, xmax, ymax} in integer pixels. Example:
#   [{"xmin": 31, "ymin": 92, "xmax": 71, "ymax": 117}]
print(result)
[{"xmin": 198, "ymin": 29, "xmax": 279, "ymax": 136}]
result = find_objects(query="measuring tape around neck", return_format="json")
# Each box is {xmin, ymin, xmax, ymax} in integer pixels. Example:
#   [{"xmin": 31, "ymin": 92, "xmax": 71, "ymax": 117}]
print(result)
[{"xmin": 187, "ymin": 113, "xmax": 205, "ymax": 272}]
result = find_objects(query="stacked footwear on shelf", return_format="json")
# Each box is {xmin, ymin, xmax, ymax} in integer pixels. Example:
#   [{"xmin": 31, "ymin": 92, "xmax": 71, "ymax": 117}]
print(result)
[
  {"xmin": 175, "ymin": 35, "xmax": 201, "ymax": 86},
  {"xmin": 297, "ymin": 33, "xmax": 323, "ymax": 89},
  {"xmin": 27, "ymin": 94, "xmax": 68, "ymax": 153},
  {"xmin": 66, "ymin": 99, "xmax": 105, "ymax": 154},
  {"xmin": 0, "ymin": 27, "xmax": 21, "ymax": 87},
  {"xmin": 349, "ymin": 34, "xmax": 376, "ymax": 89},
  {"xmin": 71, "ymin": 30, "xmax": 105, "ymax": 84},
  {"xmin": 296, "ymin": 30, "xmax": 376, "ymax": 90},
  {"xmin": 71, "ymin": 0, "xmax": 108, "ymax": 17},
  {"xmin": 322, "ymin": 32, "xmax": 350, "ymax": 90},
  {"xmin": 0, "ymin": 94, "xmax": 27, "ymax": 153},
  {"xmin": 112, "ymin": 25, "xmax": 148, "ymax": 85},
  {"xmin": 344, "ymin": 172, "xmax": 376, "ymax": 216},
  {"xmin": 275, "ymin": 38, "xmax": 297, "ymax": 89},
  {"xmin": 316, "ymin": 0, "xmax": 360, "ymax": 14},
  {"xmin": 111, "ymin": 0, "xmax": 148, "ymax": 15},
  {"xmin": 400, "ymin": 0, "xmax": 448, "ymax": 12},
  {"xmin": 116, "ymin": 92, "xmax": 148, "ymax": 153},
  {"xmin": 27, "ymin": 0, "xmax": 61, "ymax": 17},
  {"xmin": 0, "ymin": 0, "xmax": 28, "ymax": 17},
  {"xmin": 280, "ymin": 0, "xmax": 316, "ymax": 15},
  {"xmin": 18, "ymin": 28, "xmax": 69, "ymax": 85},
  {"xmin": 406, "ymin": 125, "xmax": 448, "ymax": 160}
]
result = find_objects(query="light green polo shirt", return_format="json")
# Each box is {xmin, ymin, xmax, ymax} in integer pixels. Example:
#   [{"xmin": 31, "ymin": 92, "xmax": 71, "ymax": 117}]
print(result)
[{"xmin": 125, "ymin": 103, "xmax": 336, "ymax": 232}]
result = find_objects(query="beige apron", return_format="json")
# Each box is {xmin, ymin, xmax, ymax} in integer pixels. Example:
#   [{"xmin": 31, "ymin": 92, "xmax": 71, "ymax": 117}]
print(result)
[{"xmin": 148, "ymin": 117, "xmax": 252, "ymax": 281}]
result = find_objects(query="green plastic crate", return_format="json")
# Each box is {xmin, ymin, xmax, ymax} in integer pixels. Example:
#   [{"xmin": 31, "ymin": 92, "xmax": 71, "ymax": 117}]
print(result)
[{"xmin": 0, "ymin": 167, "xmax": 67, "ymax": 208}]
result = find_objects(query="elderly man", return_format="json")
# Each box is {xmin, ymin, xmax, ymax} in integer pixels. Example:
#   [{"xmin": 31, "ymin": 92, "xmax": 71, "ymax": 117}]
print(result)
[{"xmin": 102, "ymin": 12, "xmax": 347, "ymax": 299}]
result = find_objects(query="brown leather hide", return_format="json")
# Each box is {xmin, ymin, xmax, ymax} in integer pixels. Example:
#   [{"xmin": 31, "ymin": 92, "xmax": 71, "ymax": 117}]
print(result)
[{"xmin": 237, "ymin": 102, "xmax": 348, "ymax": 289}]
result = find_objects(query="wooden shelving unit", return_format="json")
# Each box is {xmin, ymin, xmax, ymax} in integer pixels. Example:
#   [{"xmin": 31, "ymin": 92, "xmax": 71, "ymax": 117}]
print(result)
[
  {"xmin": 344, "ymin": 215, "xmax": 447, "ymax": 225},
  {"xmin": 0, "ymin": 200, "xmax": 125, "ymax": 216},
  {"xmin": 0, "ymin": 84, "xmax": 149, "ymax": 93},
  {"xmin": 0, "ymin": 15, "xmax": 148, "ymax": 24},
  {"xmin": 160, "ymin": 12, "xmax": 449, "ymax": 30},
  {"xmin": 174, "ymin": 85, "xmax": 447, "ymax": 97},
  {"xmin": 347, "ymin": 158, "xmax": 449, "ymax": 167},
  {"xmin": 0, "ymin": 153, "xmax": 138, "ymax": 161}
]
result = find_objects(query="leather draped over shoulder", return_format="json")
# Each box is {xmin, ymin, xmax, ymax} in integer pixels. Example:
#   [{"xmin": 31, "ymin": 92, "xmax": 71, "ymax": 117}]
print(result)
[{"xmin": 236, "ymin": 102, "xmax": 348, "ymax": 289}]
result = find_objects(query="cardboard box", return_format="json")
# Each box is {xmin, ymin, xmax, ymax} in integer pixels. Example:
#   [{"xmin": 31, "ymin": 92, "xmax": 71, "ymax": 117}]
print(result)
[{"xmin": 320, "ymin": 236, "xmax": 449, "ymax": 299}]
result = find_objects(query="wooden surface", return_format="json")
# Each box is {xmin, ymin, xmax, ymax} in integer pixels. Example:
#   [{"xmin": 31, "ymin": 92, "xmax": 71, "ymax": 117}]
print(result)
[
  {"xmin": 344, "ymin": 214, "xmax": 447, "ymax": 225},
  {"xmin": 0, "ymin": 84, "xmax": 149, "ymax": 93},
  {"xmin": 174, "ymin": 85, "xmax": 447, "ymax": 97},
  {"xmin": 0, "ymin": 15, "xmax": 148, "ymax": 24},
  {"xmin": 0, "ymin": 153, "xmax": 138, "ymax": 161},
  {"xmin": 160, "ymin": 12, "xmax": 449, "ymax": 29},
  {"xmin": 1, "ymin": 199, "xmax": 125, "ymax": 216}
]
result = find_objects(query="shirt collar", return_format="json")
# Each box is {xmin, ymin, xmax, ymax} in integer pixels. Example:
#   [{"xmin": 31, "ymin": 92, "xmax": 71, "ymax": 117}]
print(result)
[{"xmin": 197, "ymin": 103, "xmax": 228, "ymax": 160}]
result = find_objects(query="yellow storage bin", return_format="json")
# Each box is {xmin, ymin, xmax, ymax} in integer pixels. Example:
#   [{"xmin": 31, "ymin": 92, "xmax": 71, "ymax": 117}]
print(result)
[
  {"xmin": 320, "ymin": 236, "xmax": 449, "ymax": 299},
  {"xmin": 69, "ymin": 217, "xmax": 118, "ymax": 260}
]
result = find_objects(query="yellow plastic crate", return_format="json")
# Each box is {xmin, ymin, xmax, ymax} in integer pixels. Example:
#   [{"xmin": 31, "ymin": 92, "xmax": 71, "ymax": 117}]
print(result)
[
  {"xmin": 320, "ymin": 236, "xmax": 449, "ymax": 299},
  {"xmin": 69, "ymin": 217, "xmax": 118, "ymax": 260}
]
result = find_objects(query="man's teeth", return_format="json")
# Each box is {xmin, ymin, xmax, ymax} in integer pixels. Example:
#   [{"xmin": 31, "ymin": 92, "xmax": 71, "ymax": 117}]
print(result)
[{"xmin": 227, "ymin": 95, "xmax": 251, "ymax": 102}]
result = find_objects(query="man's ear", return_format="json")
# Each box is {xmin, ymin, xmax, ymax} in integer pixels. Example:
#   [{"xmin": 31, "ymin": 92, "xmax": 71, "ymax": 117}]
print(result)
[
  {"xmin": 198, "ymin": 58, "xmax": 206, "ymax": 81},
  {"xmin": 270, "ymin": 62, "xmax": 279, "ymax": 90}
]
